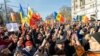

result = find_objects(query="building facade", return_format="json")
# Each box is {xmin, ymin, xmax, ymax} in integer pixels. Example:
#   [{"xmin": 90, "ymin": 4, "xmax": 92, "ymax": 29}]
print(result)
[{"xmin": 72, "ymin": 0, "xmax": 100, "ymax": 21}]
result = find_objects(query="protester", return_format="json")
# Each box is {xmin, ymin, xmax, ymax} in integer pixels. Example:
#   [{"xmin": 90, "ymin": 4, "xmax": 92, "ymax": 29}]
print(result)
[
  {"xmin": 22, "ymin": 41, "xmax": 33, "ymax": 56},
  {"xmin": 0, "ymin": 21, "xmax": 100, "ymax": 56}
]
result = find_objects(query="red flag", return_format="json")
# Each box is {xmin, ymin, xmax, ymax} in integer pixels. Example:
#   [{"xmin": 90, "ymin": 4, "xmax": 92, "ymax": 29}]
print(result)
[
  {"xmin": 31, "ymin": 24, "xmax": 38, "ymax": 29},
  {"xmin": 31, "ymin": 13, "xmax": 41, "ymax": 21},
  {"xmin": 36, "ymin": 13, "xmax": 41, "ymax": 21},
  {"xmin": 30, "ymin": 18, "xmax": 35, "ymax": 26},
  {"xmin": 29, "ymin": 17, "xmax": 38, "ymax": 29},
  {"xmin": 60, "ymin": 15, "xmax": 64, "ymax": 24},
  {"xmin": 29, "ymin": 13, "xmax": 41, "ymax": 29}
]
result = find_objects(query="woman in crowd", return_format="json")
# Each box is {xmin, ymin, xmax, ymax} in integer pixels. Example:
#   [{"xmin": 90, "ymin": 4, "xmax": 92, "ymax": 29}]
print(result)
[{"xmin": 0, "ymin": 22, "xmax": 100, "ymax": 56}]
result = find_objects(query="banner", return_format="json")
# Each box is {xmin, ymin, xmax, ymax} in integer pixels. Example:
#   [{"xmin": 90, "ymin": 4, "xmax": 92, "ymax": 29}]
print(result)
[{"xmin": 6, "ymin": 23, "xmax": 19, "ymax": 32}]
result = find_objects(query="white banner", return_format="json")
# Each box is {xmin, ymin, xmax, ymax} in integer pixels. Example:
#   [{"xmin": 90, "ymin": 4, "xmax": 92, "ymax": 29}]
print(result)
[{"xmin": 6, "ymin": 23, "xmax": 19, "ymax": 32}]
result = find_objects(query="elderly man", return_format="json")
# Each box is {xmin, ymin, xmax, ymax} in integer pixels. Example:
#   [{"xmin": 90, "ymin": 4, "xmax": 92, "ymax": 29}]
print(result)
[
  {"xmin": 22, "ymin": 41, "xmax": 33, "ymax": 56},
  {"xmin": 85, "ymin": 32, "xmax": 100, "ymax": 51},
  {"xmin": 84, "ymin": 32, "xmax": 100, "ymax": 56}
]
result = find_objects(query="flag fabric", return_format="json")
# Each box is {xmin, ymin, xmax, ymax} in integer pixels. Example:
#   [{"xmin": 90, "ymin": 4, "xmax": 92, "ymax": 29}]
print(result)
[
  {"xmin": 30, "ymin": 18, "xmax": 38, "ymax": 29},
  {"xmin": 53, "ymin": 12, "xmax": 57, "ymax": 19},
  {"xmin": 27, "ymin": 7, "xmax": 33, "ymax": 19},
  {"xmin": 19, "ymin": 4, "xmax": 25, "ymax": 24},
  {"xmin": 60, "ymin": 15, "xmax": 64, "ymax": 23},
  {"xmin": 76, "ymin": 15, "xmax": 78, "ymax": 21},
  {"xmin": 56, "ymin": 13, "xmax": 61, "ymax": 21},
  {"xmin": 31, "ymin": 13, "xmax": 41, "ymax": 21},
  {"xmin": 82, "ymin": 16, "xmax": 89, "ymax": 24},
  {"xmin": 30, "ymin": 17, "xmax": 35, "ymax": 27},
  {"xmin": 31, "ymin": 24, "xmax": 38, "ymax": 29},
  {"xmin": 73, "ymin": 16, "xmax": 76, "ymax": 22},
  {"xmin": 10, "ymin": 12, "xmax": 16, "ymax": 22},
  {"xmin": 56, "ymin": 13, "xmax": 64, "ymax": 23},
  {"xmin": 27, "ymin": 7, "xmax": 41, "ymax": 27},
  {"xmin": 84, "ymin": 16, "xmax": 89, "ymax": 23},
  {"xmin": 29, "ymin": 13, "xmax": 37, "ymax": 27},
  {"xmin": 19, "ymin": 4, "xmax": 25, "ymax": 18},
  {"xmin": 36, "ymin": 13, "xmax": 41, "ymax": 20},
  {"xmin": 19, "ymin": 4, "xmax": 25, "ymax": 33},
  {"xmin": 31, "ymin": 13, "xmax": 38, "ymax": 20},
  {"xmin": 25, "ymin": 17, "xmax": 30, "ymax": 26},
  {"xmin": 79, "ymin": 16, "xmax": 82, "ymax": 21}
]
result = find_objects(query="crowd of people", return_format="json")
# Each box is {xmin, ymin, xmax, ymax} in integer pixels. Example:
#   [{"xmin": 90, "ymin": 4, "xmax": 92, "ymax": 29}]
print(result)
[{"xmin": 0, "ymin": 21, "xmax": 100, "ymax": 56}]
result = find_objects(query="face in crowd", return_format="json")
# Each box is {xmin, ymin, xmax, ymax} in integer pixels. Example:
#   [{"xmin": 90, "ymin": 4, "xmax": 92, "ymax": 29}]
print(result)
[{"xmin": 26, "ymin": 34, "xmax": 31, "ymax": 41}]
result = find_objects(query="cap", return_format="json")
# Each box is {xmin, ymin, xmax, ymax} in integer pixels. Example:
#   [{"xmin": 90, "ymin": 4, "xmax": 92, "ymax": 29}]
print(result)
[
  {"xmin": 91, "ymin": 32, "xmax": 100, "ymax": 44},
  {"xmin": 25, "ymin": 41, "xmax": 33, "ymax": 46}
]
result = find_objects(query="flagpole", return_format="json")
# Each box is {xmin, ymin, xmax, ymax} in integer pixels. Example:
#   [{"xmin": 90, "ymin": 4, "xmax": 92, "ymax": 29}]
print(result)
[{"xmin": 95, "ymin": 0, "xmax": 98, "ymax": 22}]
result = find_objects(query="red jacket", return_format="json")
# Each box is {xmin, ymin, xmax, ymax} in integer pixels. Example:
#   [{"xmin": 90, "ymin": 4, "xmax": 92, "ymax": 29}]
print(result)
[{"xmin": 0, "ymin": 39, "xmax": 12, "ymax": 47}]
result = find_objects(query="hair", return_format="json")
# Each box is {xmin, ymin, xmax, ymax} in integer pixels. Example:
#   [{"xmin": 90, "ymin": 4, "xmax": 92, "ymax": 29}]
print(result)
[
  {"xmin": 84, "ymin": 34, "xmax": 91, "ymax": 41},
  {"xmin": 0, "ymin": 53, "xmax": 9, "ymax": 56},
  {"xmin": 14, "ymin": 51, "xmax": 24, "ymax": 56},
  {"xmin": 0, "ymin": 48, "xmax": 11, "ymax": 56}
]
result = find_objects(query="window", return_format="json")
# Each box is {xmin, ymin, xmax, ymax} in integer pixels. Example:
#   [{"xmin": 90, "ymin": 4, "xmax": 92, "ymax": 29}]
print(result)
[
  {"xmin": 74, "ymin": 1, "xmax": 76, "ymax": 10},
  {"xmin": 74, "ymin": 0, "xmax": 78, "ymax": 10},
  {"xmin": 80, "ymin": 0, "xmax": 85, "ymax": 8},
  {"xmin": 91, "ymin": 14, "xmax": 96, "ymax": 21},
  {"xmin": 90, "ymin": 3, "xmax": 94, "ymax": 8},
  {"xmin": 75, "ymin": 0, "xmax": 77, "ymax": 2}
]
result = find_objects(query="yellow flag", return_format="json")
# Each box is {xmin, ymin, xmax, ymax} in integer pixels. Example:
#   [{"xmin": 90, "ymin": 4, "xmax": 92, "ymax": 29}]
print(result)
[
  {"xmin": 20, "ymin": 12, "xmax": 23, "ymax": 24},
  {"xmin": 82, "ymin": 16, "xmax": 89, "ymax": 24},
  {"xmin": 82, "ymin": 15, "xmax": 85, "ymax": 23},
  {"xmin": 56, "ymin": 13, "xmax": 61, "ymax": 22},
  {"xmin": 25, "ymin": 17, "xmax": 30, "ymax": 26},
  {"xmin": 27, "ymin": 7, "xmax": 33, "ymax": 19},
  {"xmin": 20, "ymin": 12, "xmax": 25, "ymax": 25},
  {"xmin": 21, "ymin": 18, "xmax": 26, "ymax": 25}
]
